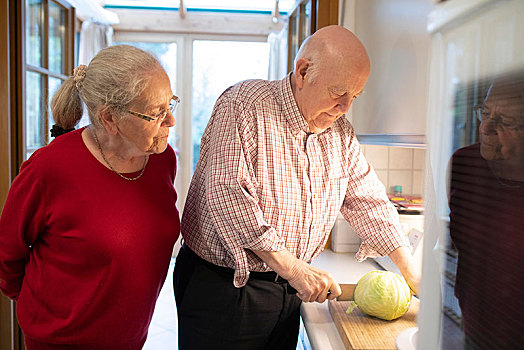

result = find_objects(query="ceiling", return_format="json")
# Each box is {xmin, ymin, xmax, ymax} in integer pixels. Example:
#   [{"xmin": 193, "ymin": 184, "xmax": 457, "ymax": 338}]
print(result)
[{"xmin": 104, "ymin": 0, "xmax": 296, "ymax": 14}]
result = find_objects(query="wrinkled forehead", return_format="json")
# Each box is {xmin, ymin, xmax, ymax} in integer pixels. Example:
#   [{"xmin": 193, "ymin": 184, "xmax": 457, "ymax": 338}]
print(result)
[{"xmin": 321, "ymin": 62, "xmax": 369, "ymax": 92}]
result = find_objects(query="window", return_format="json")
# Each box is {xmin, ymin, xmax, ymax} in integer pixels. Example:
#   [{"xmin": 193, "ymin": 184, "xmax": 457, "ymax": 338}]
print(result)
[
  {"xmin": 192, "ymin": 40, "xmax": 269, "ymax": 170},
  {"xmin": 24, "ymin": 0, "xmax": 75, "ymax": 160}
]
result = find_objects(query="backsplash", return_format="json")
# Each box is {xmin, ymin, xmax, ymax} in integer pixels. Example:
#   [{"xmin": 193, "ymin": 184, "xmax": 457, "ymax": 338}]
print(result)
[{"xmin": 360, "ymin": 145, "xmax": 425, "ymax": 196}]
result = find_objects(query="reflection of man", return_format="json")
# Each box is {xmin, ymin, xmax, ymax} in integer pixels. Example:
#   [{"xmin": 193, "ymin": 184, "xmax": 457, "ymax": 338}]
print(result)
[
  {"xmin": 449, "ymin": 72, "xmax": 524, "ymax": 349},
  {"xmin": 174, "ymin": 25, "xmax": 420, "ymax": 350}
]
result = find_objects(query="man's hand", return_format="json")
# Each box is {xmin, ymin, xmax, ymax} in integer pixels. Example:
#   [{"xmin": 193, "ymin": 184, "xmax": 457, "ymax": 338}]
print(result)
[
  {"xmin": 286, "ymin": 259, "xmax": 342, "ymax": 302},
  {"xmin": 252, "ymin": 249, "xmax": 342, "ymax": 303}
]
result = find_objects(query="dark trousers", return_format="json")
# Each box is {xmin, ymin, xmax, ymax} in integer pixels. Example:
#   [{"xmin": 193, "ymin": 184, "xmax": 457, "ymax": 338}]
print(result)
[{"xmin": 173, "ymin": 244, "xmax": 302, "ymax": 350}]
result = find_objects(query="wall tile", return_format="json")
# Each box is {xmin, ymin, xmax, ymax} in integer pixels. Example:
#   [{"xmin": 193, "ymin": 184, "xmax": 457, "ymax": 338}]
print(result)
[
  {"xmin": 412, "ymin": 170, "xmax": 424, "ymax": 196},
  {"xmin": 365, "ymin": 145, "xmax": 389, "ymax": 169},
  {"xmin": 389, "ymin": 147, "xmax": 413, "ymax": 170},
  {"xmin": 388, "ymin": 170, "xmax": 413, "ymax": 195},
  {"xmin": 374, "ymin": 170, "xmax": 388, "ymax": 188},
  {"xmin": 413, "ymin": 149, "xmax": 426, "ymax": 170}
]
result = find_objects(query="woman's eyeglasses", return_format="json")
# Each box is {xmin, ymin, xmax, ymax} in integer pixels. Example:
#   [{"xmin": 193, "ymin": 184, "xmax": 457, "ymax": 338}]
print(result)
[{"xmin": 128, "ymin": 95, "xmax": 180, "ymax": 122}]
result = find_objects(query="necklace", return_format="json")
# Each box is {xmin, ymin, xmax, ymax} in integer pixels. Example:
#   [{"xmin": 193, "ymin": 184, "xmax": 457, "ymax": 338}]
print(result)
[{"xmin": 92, "ymin": 128, "xmax": 148, "ymax": 181}]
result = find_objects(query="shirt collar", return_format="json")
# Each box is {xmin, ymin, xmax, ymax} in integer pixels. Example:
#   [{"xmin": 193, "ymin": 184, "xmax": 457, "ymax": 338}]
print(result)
[{"xmin": 280, "ymin": 72, "xmax": 311, "ymax": 136}]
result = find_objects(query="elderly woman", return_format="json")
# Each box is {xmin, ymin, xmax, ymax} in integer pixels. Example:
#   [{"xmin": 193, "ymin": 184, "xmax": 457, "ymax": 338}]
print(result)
[{"xmin": 0, "ymin": 45, "xmax": 180, "ymax": 349}]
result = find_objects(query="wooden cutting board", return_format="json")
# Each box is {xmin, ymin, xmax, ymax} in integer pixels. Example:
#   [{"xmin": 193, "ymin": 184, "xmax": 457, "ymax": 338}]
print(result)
[{"xmin": 328, "ymin": 298, "xmax": 419, "ymax": 349}]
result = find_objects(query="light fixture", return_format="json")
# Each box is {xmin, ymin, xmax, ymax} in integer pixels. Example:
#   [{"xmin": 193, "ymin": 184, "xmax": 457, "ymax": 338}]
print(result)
[
  {"xmin": 272, "ymin": 0, "xmax": 280, "ymax": 23},
  {"xmin": 179, "ymin": 0, "xmax": 186, "ymax": 19}
]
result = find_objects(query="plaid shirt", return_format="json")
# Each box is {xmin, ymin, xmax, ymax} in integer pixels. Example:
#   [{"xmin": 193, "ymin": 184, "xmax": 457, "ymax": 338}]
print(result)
[{"xmin": 181, "ymin": 74, "xmax": 409, "ymax": 287}]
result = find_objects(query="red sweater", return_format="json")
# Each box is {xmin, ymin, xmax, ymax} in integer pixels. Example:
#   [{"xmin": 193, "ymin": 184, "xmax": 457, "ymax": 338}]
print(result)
[{"xmin": 0, "ymin": 128, "xmax": 180, "ymax": 349}]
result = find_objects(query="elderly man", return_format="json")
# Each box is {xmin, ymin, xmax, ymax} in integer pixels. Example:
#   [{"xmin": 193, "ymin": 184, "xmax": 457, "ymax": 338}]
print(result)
[
  {"xmin": 174, "ymin": 25, "xmax": 419, "ymax": 350},
  {"xmin": 449, "ymin": 71, "xmax": 524, "ymax": 349}
]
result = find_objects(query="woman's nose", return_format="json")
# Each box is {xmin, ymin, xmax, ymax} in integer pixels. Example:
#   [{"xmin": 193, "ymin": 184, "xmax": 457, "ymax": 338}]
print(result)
[{"xmin": 162, "ymin": 110, "xmax": 176, "ymax": 127}]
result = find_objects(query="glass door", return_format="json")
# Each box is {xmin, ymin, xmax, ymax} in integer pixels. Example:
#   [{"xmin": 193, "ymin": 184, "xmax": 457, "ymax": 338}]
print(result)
[{"xmin": 191, "ymin": 40, "xmax": 270, "ymax": 171}]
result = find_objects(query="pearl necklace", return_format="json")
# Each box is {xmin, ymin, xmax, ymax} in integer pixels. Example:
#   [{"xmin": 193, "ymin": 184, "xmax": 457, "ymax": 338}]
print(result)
[{"xmin": 92, "ymin": 129, "xmax": 148, "ymax": 181}]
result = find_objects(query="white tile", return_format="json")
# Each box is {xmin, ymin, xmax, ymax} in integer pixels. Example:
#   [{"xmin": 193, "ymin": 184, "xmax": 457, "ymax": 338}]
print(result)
[
  {"xmin": 388, "ymin": 170, "xmax": 413, "ymax": 195},
  {"xmin": 360, "ymin": 144, "xmax": 367, "ymax": 156},
  {"xmin": 389, "ymin": 147, "xmax": 413, "ymax": 170},
  {"xmin": 374, "ymin": 170, "xmax": 388, "ymax": 188},
  {"xmin": 364, "ymin": 145, "xmax": 389, "ymax": 169},
  {"xmin": 412, "ymin": 170, "xmax": 424, "ymax": 196},
  {"xmin": 413, "ymin": 149, "xmax": 426, "ymax": 170}
]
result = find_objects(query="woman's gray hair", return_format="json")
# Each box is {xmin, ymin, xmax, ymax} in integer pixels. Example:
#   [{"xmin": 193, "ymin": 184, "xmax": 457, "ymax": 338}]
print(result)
[{"xmin": 51, "ymin": 45, "xmax": 163, "ymax": 130}]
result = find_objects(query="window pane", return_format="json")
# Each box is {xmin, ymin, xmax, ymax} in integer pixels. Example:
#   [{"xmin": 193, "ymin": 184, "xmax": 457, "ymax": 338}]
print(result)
[
  {"xmin": 49, "ymin": 1, "xmax": 66, "ymax": 74},
  {"xmin": 26, "ymin": 0, "xmax": 43, "ymax": 67},
  {"xmin": 192, "ymin": 40, "xmax": 270, "ymax": 170},
  {"xmin": 25, "ymin": 71, "xmax": 45, "ymax": 158},
  {"xmin": 48, "ymin": 77, "xmax": 64, "ymax": 140}
]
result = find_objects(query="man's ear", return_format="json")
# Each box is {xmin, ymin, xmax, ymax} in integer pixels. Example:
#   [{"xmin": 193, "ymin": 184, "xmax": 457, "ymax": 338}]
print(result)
[
  {"xmin": 295, "ymin": 58, "xmax": 311, "ymax": 89},
  {"xmin": 98, "ymin": 107, "xmax": 119, "ymax": 135}
]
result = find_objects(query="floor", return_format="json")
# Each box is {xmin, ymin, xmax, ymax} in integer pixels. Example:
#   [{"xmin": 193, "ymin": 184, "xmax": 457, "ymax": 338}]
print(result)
[
  {"xmin": 143, "ymin": 260, "xmax": 178, "ymax": 349},
  {"xmin": 143, "ymin": 258, "xmax": 312, "ymax": 350}
]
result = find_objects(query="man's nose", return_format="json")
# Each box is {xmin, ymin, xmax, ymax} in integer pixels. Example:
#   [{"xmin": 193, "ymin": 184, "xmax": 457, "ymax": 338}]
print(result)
[
  {"xmin": 480, "ymin": 116, "xmax": 498, "ymax": 134},
  {"xmin": 336, "ymin": 96, "xmax": 353, "ymax": 114}
]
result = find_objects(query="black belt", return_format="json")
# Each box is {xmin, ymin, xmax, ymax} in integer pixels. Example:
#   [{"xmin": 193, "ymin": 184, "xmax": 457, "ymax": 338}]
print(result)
[{"xmin": 181, "ymin": 244, "xmax": 298, "ymax": 295}]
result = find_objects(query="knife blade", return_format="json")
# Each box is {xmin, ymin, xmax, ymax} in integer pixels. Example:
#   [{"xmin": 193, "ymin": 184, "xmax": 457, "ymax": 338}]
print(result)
[
  {"xmin": 336, "ymin": 283, "xmax": 357, "ymax": 301},
  {"xmin": 287, "ymin": 283, "xmax": 357, "ymax": 300}
]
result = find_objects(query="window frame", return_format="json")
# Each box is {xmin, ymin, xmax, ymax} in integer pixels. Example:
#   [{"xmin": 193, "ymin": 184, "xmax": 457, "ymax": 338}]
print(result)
[{"xmin": 22, "ymin": 0, "xmax": 75, "ymax": 159}]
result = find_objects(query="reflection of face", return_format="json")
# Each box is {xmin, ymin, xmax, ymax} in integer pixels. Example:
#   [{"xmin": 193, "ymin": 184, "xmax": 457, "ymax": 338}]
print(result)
[
  {"xmin": 296, "ymin": 63, "xmax": 369, "ymax": 133},
  {"xmin": 479, "ymin": 86, "xmax": 524, "ymax": 163},
  {"xmin": 117, "ymin": 69, "xmax": 176, "ymax": 155}
]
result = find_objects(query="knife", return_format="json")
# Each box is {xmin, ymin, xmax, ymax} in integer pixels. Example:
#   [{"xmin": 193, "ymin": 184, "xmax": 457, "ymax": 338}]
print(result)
[
  {"xmin": 335, "ymin": 283, "xmax": 357, "ymax": 301},
  {"xmin": 287, "ymin": 283, "xmax": 357, "ymax": 301}
]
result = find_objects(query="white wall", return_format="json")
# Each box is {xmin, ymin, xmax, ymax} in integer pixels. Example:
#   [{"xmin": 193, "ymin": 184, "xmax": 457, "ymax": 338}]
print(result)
[{"xmin": 340, "ymin": 0, "xmax": 433, "ymax": 136}]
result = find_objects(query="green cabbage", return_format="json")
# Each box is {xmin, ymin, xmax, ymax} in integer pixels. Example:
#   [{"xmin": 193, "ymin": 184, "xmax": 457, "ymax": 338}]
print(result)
[{"xmin": 346, "ymin": 270, "xmax": 412, "ymax": 321}]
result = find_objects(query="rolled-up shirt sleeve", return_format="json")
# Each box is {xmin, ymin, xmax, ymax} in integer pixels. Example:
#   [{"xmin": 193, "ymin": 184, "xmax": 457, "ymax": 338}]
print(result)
[
  {"xmin": 205, "ymin": 91, "xmax": 286, "ymax": 286},
  {"xmin": 339, "ymin": 134, "xmax": 410, "ymax": 261}
]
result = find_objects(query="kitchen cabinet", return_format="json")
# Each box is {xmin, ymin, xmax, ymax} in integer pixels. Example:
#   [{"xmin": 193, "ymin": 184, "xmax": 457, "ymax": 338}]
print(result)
[
  {"xmin": 420, "ymin": 0, "xmax": 524, "ymax": 349},
  {"xmin": 340, "ymin": 0, "xmax": 434, "ymax": 146}
]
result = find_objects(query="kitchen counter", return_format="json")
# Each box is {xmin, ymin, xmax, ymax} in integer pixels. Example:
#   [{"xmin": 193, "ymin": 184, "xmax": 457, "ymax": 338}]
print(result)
[{"xmin": 300, "ymin": 249, "xmax": 381, "ymax": 350}]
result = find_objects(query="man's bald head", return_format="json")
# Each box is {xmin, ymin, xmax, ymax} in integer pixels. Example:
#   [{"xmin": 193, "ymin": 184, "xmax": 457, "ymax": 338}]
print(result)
[
  {"xmin": 291, "ymin": 26, "xmax": 371, "ymax": 134},
  {"xmin": 294, "ymin": 25, "xmax": 370, "ymax": 82}
]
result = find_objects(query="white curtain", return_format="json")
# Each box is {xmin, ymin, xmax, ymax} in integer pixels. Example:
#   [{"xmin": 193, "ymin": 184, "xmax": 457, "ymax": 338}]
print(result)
[
  {"xmin": 77, "ymin": 20, "xmax": 113, "ymax": 127},
  {"xmin": 78, "ymin": 20, "xmax": 113, "ymax": 65},
  {"xmin": 267, "ymin": 23, "xmax": 288, "ymax": 81}
]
